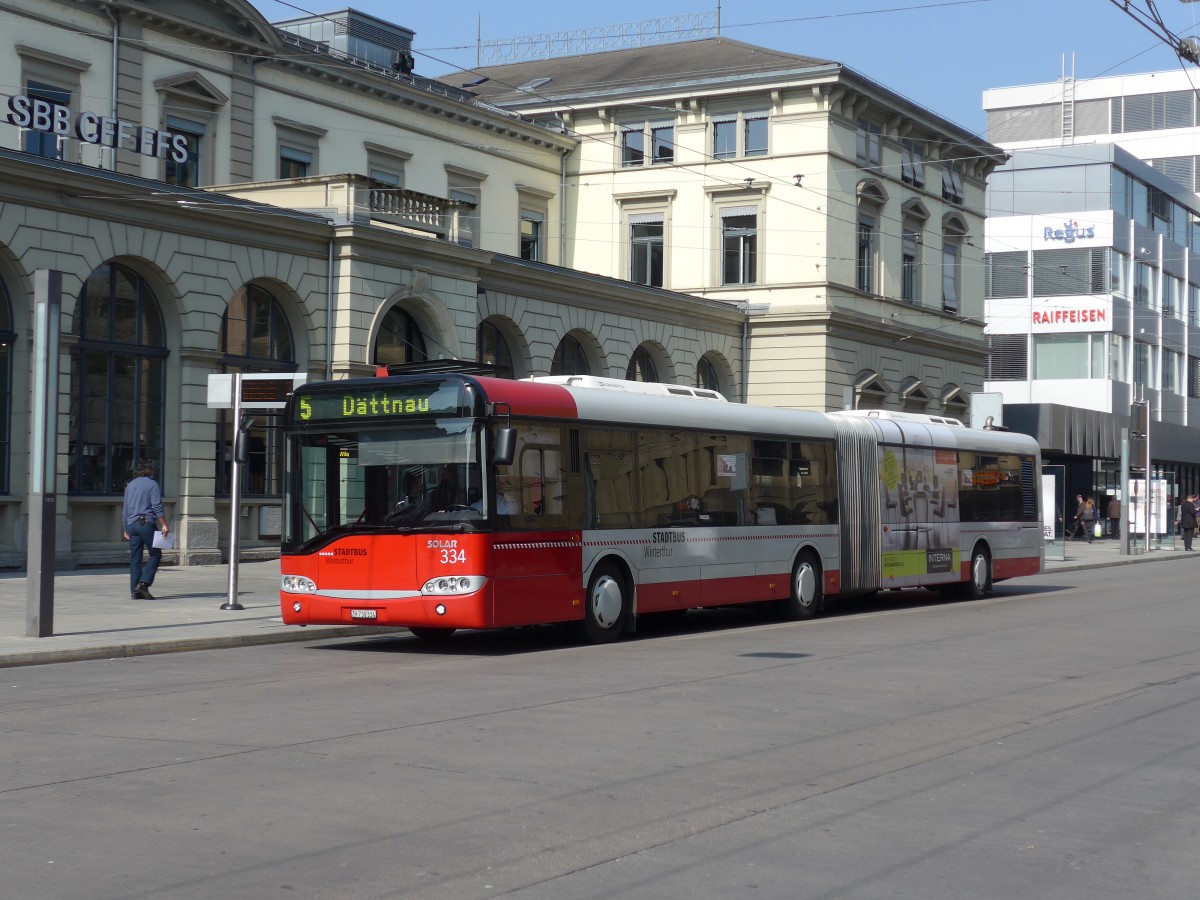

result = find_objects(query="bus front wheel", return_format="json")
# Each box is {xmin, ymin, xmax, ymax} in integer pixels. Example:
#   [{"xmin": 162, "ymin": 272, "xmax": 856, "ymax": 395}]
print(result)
[{"xmin": 579, "ymin": 562, "xmax": 629, "ymax": 644}]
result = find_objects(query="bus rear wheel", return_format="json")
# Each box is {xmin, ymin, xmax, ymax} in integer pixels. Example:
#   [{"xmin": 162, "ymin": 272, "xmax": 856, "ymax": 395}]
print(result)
[
  {"xmin": 579, "ymin": 562, "xmax": 629, "ymax": 644},
  {"xmin": 964, "ymin": 544, "xmax": 992, "ymax": 599},
  {"xmin": 776, "ymin": 551, "xmax": 823, "ymax": 620}
]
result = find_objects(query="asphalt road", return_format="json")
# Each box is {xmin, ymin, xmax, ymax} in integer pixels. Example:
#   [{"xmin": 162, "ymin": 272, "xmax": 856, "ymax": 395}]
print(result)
[{"xmin": 3, "ymin": 561, "xmax": 1199, "ymax": 900}]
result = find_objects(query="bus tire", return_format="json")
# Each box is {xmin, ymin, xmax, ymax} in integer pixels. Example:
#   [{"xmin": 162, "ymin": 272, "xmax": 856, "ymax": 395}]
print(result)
[
  {"xmin": 964, "ymin": 544, "xmax": 992, "ymax": 599},
  {"xmin": 409, "ymin": 626, "xmax": 456, "ymax": 641},
  {"xmin": 579, "ymin": 561, "xmax": 629, "ymax": 644},
  {"xmin": 781, "ymin": 551, "xmax": 824, "ymax": 621}
]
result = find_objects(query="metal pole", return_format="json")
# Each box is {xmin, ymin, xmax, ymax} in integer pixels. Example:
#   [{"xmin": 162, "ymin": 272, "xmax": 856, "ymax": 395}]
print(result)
[
  {"xmin": 1118, "ymin": 428, "xmax": 1130, "ymax": 556},
  {"xmin": 222, "ymin": 372, "xmax": 245, "ymax": 610},
  {"xmin": 1145, "ymin": 403, "xmax": 1152, "ymax": 555},
  {"xmin": 26, "ymin": 270, "xmax": 61, "ymax": 637}
]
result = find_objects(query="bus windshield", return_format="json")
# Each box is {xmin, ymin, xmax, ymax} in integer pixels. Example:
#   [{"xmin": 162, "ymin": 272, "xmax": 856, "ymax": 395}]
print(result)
[{"xmin": 284, "ymin": 418, "xmax": 486, "ymax": 548}]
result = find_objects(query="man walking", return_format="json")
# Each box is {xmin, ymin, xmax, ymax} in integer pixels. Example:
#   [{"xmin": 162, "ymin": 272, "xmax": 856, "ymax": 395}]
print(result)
[
  {"xmin": 122, "ymin": 459, "xmax": 169, "ymax": 599},
  {"xmin": 1107, "ymin": 495, "xmax": 1120, "ymax": 540}
]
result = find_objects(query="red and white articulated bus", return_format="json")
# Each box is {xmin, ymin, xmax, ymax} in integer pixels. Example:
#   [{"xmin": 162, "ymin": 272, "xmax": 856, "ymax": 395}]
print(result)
[{"xmin": 279, "ymin": 371, "xmax": 1043, "ymax": 642}]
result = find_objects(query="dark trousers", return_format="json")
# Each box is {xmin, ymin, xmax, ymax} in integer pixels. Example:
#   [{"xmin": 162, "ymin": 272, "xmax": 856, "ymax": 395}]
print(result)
[
  {"xmin": 1109, "ymin": 518, "xmax": 1119, "ymax": 539},
  {"xmin": 1184, "ymin": 527, "xmax": 1195, "ymax": 551},
  {"xmin": 128, "ymin": 519, "xmax": 162, "ymax": 593}
]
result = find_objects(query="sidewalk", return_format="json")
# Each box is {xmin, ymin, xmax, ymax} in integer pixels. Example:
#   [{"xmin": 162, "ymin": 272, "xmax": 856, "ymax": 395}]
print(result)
[{"xmin": 0, "ymin": 541, "xmax": 1193, "ymax": 668}]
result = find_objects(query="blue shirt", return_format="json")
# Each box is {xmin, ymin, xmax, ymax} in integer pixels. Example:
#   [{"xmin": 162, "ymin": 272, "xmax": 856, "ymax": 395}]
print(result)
[{"xmin": 123, "ymin": 476, "xmax": 165, "ymax": 524}]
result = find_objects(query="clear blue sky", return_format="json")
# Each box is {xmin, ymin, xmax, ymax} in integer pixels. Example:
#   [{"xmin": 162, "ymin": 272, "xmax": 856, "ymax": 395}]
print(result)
[{"xmin": 253, "ymin": 0, "xmax": 1200, "ymax": 137}]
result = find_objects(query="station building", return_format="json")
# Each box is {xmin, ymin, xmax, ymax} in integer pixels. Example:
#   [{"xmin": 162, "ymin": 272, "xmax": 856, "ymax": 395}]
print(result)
[{"xmin": 0, "ymin": 0, "xmax": 744, "ymax": 567}]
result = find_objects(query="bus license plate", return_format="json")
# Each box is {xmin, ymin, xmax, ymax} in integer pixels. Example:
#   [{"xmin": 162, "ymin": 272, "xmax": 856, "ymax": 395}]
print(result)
[{"xmin": 350, "ymin": 609, "xmax": 377, "ymax": 619}]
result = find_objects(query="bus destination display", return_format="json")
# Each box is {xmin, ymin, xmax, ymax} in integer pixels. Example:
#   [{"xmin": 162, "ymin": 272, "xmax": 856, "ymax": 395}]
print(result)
[{"xmin": 294, "ymin": 383, "xmax": 462, "ymax": 423}]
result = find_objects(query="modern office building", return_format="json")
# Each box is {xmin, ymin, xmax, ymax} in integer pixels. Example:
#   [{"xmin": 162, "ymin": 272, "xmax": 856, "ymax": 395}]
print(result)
[
  {"xmin": 983, "ymin": 144, "xmax": 1200, "ymax": 502},
  {"xmin": 983, "ymin": 68, "xmax": 1200, "ymax": 503},
  {"xmin": 984, "ymin": 67, "xmax": 1200, "ymax": 196}
]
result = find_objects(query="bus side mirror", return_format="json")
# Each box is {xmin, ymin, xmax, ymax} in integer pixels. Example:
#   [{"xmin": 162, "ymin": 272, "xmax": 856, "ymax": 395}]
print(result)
[{"xmin": 494, "ymin": 427, "xmax": 516, "ymax": 467}]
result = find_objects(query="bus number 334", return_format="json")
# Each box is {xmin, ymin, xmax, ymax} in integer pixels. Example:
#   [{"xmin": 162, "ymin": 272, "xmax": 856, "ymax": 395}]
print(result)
[{"xmin": 428, "ymin": 540, "xmax": 467, "ymax": 565}]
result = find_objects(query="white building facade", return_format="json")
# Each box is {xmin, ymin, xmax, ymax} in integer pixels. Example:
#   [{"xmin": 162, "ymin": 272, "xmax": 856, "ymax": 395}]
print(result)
[{"xmin": 447, "ymin": 39, "xmax": 1005, "ymax": 416}]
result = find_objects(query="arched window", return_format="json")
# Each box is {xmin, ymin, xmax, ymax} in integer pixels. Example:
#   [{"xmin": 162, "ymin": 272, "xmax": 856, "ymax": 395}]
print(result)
[
  {"xmin": 69, "ymin": 263, "xmax": 167, "ymax": 494},
  {"xmin": 856, "ymin": 181, "xmax": 887, "ymax": 296},
  {"xmin": 0, "ymin": 279, "xmax": 12, "ymax": 493},
  {"xmin": 696, "ymin": 356, "xmax": 721, "ymax": 393},
  {"xmin": 551, "ymin": 333, "xmax": 590, "ymax": 376},
  {"xmin": 477, "ymin": 319, "xmax": 514, "ymax": 378},
  {"xmin": 374, "ymin": 306, "xmax": 427, "ymax": 366},
  {"xmin": 219, "ymin": 284, "xmax": 295, "ymax": 497},
  {"xmin": 626, "ymin": 345, "xmax": 658, "ymax": 382}
]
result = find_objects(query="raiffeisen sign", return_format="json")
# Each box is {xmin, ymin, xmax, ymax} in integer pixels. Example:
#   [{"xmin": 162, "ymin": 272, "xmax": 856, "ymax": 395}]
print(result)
[{"xmin": 5, "ymin": 94, "xmax": 189, "ymax": 163}]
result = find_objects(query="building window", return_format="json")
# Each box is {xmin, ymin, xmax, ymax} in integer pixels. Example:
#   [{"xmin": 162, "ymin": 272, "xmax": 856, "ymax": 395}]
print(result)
[
  {"xmin": 1110, "ymin": 249, "xmax": 1128, "ymax": 299},
  {"xmin": 621, "ymin": 121, "xmax": 675, "ymax": 166},
  {"xmin": 986, "ymin": 335, "xmax": 1028, "ymax": 382},
  {"xmin": 1189, "ymin": 282, "xmax": 1199, "ymax": 326},
  {"xmin": 626, "ymin": 346, "xmax": 658, "ymax": 382},
  {"xmin": 901, "ymin": 139, "xmax": 925, "ymax": 187},
  {"xmin": 551, "ymin": 333, "xmax": 589, "ymax": 376},
  {"xmin": 374, "ymin": 306, "xmax": 428, "ymax": 367},
  {"xmin": 0, "ymin": 279, "xmax": 11, "ymax": 493},
  {"xmin": 1188, "ymin": 354, "xmax": 1200, "ymax": 399},
  {"xmin": 219, "ymin": 285, "xmax": 295, "ymax": 497},
  {"xmin": 1134, "ymin": 341, "xmax": 1157, "ymax": 389},
  {"xmin": 744, "ymin": 114, "xmax": 768, "ymax": 156},
  {"xmin": 857, "ymin": 212, "xmax": 877, "ymax": 294},
  {"xmin": 942, "ymin": 218, "xmax": 967, "ymax": 313},
  {"xmin": 519, "ymin": 211, "xmax": 543, "ymax": 261},
  {"xmin": 630, "ymin": 214, "xmax": 665, "ymax": 287},
  {"xmin": 1163, "ymin": 349, "xmax": 1180, "ymax": 394},
  {"xmin": 1110, "ymin": 334, "xmax": 1128, "ymax": 382},
  {"xmin": 712, "ymin": 111, "xmax": 767, "ymax": 160},
  {"xmin": 23, "ymin": 81, "xmax": 70, "ymax": 159},
  {"xmin": 856, "ymin": 117, "xmax": 882, "ymax": 169},
  {"xmin": 697, "ymin": 356, "xmax": 721, "ymax": 392},
  {"xmin": 1034, "ymin": 334, "xmax": 1110, "ymax": 380},
  {"xmin": 986, "ymin": 251, "xmax": 1027, "ymax": 299},
  {"xmin": 1162, "ymin": 272, "xmax": 1182, "ymax": 318},
  {"xmin": 275, "ymin": 119, "xmax": 323, "ymax": 179},
  {"xmin": 720, "ymin": 207, "xmax": 758, "ymax": 285},
  {"xmin": 901, "ymin": 227, "xmax": 921, "ymax": 303},
  {"xmin": 713, "ymin": 117, "xmax": 737, "ymax": 160},
  {"xmin": 1032, "ymin": 247, "xmax": 1107, "ymax": 296},
  {"xmin": 279, "ymin": 145, "xmax": 312, "ymax": 179},
  {"xmin": 477, "ymin": 318, "xmax": 515, "ymax": 378},
  {"xmin": 164, "ymin": 116, "xmax": 204, "ymax": 187},
  {"xmin": 68, "ymin": 264, "xmax": 167, "ymax": 495},
  {"xmin": 447, "ymin": 169, "xmax": 484, "ymax": 248},
  {"xmin": 941, "ymin": 161, "xmax": 965, "ymax": 205},
  {"xmin": 1134, "ymin": 262, "xmax": 1154, "ymax": 307}
]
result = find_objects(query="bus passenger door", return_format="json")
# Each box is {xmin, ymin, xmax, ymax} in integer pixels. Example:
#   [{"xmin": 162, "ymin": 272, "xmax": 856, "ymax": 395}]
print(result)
[{"xmin": 491, "ymin": 423, "xmax": 584, "ymax": 627}]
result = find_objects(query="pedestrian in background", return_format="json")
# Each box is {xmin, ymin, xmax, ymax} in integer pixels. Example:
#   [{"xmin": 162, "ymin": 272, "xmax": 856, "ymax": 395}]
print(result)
[
  {"xmin": 1082, "ymin": 495, "xmax": 1096, "ymax": 543},
  {"xmin": 1181, "ymin": 493, "xmax": 1198, "ymax": 552},
  {"xmin": 122, "ymin": 459, "xmax": 169, "ymax": 600},
  {"xmin": 1107, "ymin": 495, "xmax": 1121, "ymax": 540}
]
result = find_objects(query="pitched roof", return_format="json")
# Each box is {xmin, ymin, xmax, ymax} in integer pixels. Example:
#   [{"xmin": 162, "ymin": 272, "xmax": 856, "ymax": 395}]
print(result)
[{"xmin": 440, "ymin": 38, "xmax": 837, "ymax": 108}]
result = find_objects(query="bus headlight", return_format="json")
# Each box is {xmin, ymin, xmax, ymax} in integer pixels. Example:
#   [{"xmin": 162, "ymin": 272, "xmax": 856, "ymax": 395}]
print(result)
[
  {"xmin": 421, "ymin": 575, "xmax": 486, "ymax": 596},
  {"xmin": 281, "ymin": 575, "xmax": 317, "ymax": 594}
]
